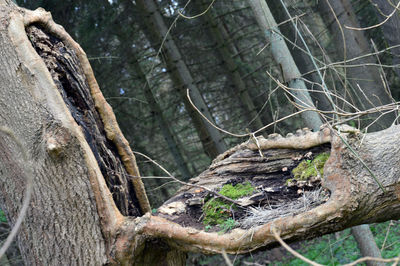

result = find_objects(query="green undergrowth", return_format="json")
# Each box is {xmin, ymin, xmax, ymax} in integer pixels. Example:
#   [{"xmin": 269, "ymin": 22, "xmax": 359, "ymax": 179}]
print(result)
[
  {"xmin": 202, "ymin": 182, "xmax": 254, "ymax": 226},
  {"xmin": 0, "ymin": 209, "xmax": 7, "ymax": 223},
  {"xmin": 188, "ymin": 220, "xmax": 400, "ymax": 265},
  {"xmin": 274, "ymin": 221, "xmax": 400, "ymax": 265},
  {"xmin": 288, "ymin": 152, "xmax": 330, "ymax": 184}
]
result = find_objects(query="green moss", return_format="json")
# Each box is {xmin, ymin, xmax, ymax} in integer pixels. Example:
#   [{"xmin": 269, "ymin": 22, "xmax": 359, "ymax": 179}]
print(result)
[
  {"xmin": 289, "ymin": 152, "xmax": 330, "ymax": 183},
  {"xmin": 218, "ymin": 218, "xmax": 237, "ymax": 234},
  {"xmin": 202, "ymin": 198, "xmax": 231, "ymax": 225},
  {"xmin": 202, "ymin": 182, "xmax": 254, "ymax": 226},
  {"xmin": 218, "ymin": 182, "xmax": 254, "ymax": 200}
]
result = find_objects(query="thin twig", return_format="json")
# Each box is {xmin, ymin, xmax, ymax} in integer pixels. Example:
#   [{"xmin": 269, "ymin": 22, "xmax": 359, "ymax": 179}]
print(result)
[
  {"xmin": 221, "ymin": 249, "xmax": 233, "ymax": 266},
  {"xmin": 381, "ymin": 220, "xmax": 394, "ymax": 251},
  {"xmin": 177, "ymin": 0, "xmax": 216, "ymax": 19},
  {"xmin": 343, "ymin": 256, "xmax": 399, "ymax": 266},
  {"xmin": 0, "ymin": 126, "xmax": 33, "ymax": 259},
  {"xmin": 132, "ymin": 150, "xmax": 242, "ymax": 206},
  {"xmin": 272, "ymin": 227, "xmax": 324, "ymax": 266},
  {"xmin": 345, "ymin": 1, "xmax": 400, "ymax": 31}
]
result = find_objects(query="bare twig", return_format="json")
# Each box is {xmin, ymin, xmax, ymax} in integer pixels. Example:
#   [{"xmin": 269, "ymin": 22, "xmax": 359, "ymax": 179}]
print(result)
[
  {"xmin": 345, "ymin": 1, "xmax": 400, "ymax": 31},
  {"xmin": 381, "ymin": 220, "xmax": 394, "ymax": 251},
  {"xmin": 221, "ymin": 249, "xmax": 233, "ymax": 266},
  {"xmin": 0, "ymin": 126, "xmax": 33, "ymax": 259},
  {"xmin": 132, "ymin": 150, "xmax": 242, "ymax": 206},
  {"xmin": 272, "ymin": 227, "xmax": 324, "ymax": 266},
  {"xmin": 177, "ymin": 0, "xmax": 216, "ymax": 19},
  {"xmin": 343, "ymin": 256, "xmax": 399, "ymax": 266}
]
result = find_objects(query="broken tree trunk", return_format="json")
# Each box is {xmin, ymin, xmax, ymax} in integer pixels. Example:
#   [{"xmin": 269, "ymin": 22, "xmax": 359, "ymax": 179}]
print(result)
[
  {"xmin": 148, "ymin": 125, "xmax": 400, "ymax": 254},
  {"xmin": 2, "ymin": 2, "xmax": 400, "ymax": 265}
]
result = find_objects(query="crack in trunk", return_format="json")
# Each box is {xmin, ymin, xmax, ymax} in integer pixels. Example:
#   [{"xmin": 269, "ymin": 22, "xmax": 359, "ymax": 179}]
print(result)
[{"xmin": 26, "ymin": 25, "xmax": 141, "ymax": 217}]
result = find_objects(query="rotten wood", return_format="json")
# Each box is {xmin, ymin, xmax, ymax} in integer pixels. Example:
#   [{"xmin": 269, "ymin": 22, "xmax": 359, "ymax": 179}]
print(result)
[
  {"xmin": 4, "ymin": 3, "xmax": 400, "ymax": 264},
  {"xmin": 142, "ymin": 126, "xmax": 400, "ymax": 254},
  {"xmin": 26, "ymin": 25, "xmax": 141, "ymax": 217}
]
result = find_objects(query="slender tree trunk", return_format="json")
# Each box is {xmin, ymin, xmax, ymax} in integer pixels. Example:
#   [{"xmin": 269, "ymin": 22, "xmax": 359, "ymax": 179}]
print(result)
[
  {"xmin": 351, "ymin": 224, "xmax": 384, "ymax": 266},
  {"xmin": 124, "ymin": 40, "xmax": 192, "ymax": 180},
  {"xmin": 133, "ymin": 0, "xmax": 228, "ymax": 159},
  {"xmin": 216, "ymin": 14, "xmax": 274, "ymax": 128},
  {"xmin": 248, "ymin": 0, "xmax": 323, "ymax": 132},
  {"xmin": 142, "ymin": 82, "xmax": 192, "ymax": 179},
  {"xmin": 372, "ymin": 0, "xmax": 400, "ymax": 80},
  {"xmin": 267, "ymin": 0, "xmax": 333, "ymax": 113},
  {"xmin": 194, "ymin": 0, "xmax": 264, "ymax": 131},
  {"xmin": 317, "ymin": 0, "xmax": 395, "ymax": 130}
]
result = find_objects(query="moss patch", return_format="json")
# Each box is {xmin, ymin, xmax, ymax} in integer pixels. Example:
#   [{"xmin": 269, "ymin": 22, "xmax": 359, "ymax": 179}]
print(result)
[
  {"xmin": 219, "ymin": 182, "xmax": 255, "ymax": 200},
  {"xmin": 289, "ymin": 152, "xmax": 330, "ymax": 183},
  {"xmin": 202, "ymin": 182, "xmax": 254, "ymax": 226}
]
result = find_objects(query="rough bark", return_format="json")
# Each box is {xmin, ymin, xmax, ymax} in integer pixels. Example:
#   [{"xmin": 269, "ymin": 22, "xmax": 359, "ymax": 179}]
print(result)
[
  {"xmin": 0, "ymin": 4, "xmax": 107, "ymax": 264},
  {"xmin": 0, "ymin": 3, "xmax": 149, "ymax": 264},
  {"xmin": 2, "ymin": 2, "xmax": 400, "ymax": 265}
]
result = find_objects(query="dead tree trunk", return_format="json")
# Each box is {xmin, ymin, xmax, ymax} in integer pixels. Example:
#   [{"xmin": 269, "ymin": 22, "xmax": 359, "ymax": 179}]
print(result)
[{"xmin": 1, "ymin": 2, "xmax": 400, "ymax": 265}]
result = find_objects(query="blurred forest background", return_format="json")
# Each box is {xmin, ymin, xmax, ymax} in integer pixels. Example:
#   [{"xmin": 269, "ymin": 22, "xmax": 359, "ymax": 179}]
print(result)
[{"xmin": 2, "ymin": 0, "xmax": 400, "ymax": 265}]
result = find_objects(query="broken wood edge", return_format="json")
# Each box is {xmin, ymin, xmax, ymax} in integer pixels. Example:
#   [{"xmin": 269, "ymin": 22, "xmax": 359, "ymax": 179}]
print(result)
[
  {"xmin": 213, "ymin": 127, "xmax": 332, "ymax": 164},
  {"xmin": 142, "ymin": 131, "xmax": 398, "ymax": 254},
  {"xmin": 138, "ymin": 134, "xmax": 350, "ymax": 254},
  {"xmin": 7, "ymin": 6, "xmax": 148, "ymax": 261},
  {"xmin": 141, "ymin": 198, "xmax": 347, "ymax": 254},
  {"xmin": 8, "ymin": 3, "xmax": 125, "ymax": 229},
  {"xmin": 20, "ymin": 7, "xmax": 151, "ymax": 215}
]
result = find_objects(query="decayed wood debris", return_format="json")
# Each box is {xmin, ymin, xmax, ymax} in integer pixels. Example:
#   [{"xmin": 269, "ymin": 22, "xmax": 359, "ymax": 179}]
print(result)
[{"xmin": 155, "ymin": 127, "xmax": 332, "ymax": 232}]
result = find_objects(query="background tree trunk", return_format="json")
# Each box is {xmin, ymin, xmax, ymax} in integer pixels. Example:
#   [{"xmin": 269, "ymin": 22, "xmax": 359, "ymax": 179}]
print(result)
[
  {"xmin": 134, "ymin": 0, "xmax": 228, "ymax": 159},
  {"xmin": 317, "ymin": 0, "xmax": 396, "ymax": 130},
  {"xmin": 248, "ymin": 0, "xmax": 323, "ymax": 131},
  {"xmin": 372, "ymin": 0, "xmax": 400, "ymax": 80},
  {"xmin": 351, "ymin": 224, "xmax": 384, "ymax": 266},
  {"xmin": 194, "ymin": 0, "xmax": 264, "ymax": 131}
]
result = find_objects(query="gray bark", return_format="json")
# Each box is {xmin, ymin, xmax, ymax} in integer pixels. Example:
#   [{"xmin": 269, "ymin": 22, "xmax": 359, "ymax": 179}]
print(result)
[
  {"xmin": 0, "ymin": 4, "xmax": 107, "ymax": 264},
  {"xmin": 267, "ymin": 0, "xmax": 334, "ymax": 113},
  {"xmin": 372, "ymin": 0, "xmax": 400, "ymax": 79},
  {"xmin": 195, "ymin": 0, "xmax": 264, "ymax": 131},
  {"xmin": 317, "ymin": 0, "xmax": 396, "ymax": 130},
  {"xmin": 248, "ymin": 0, "xmax": 323, "ymax": 131},
  {"xmin": 351, "ymin": 224, "xmax": 384, "ymax": 266},
  {"xmin": 134, "ymin": 0, "xmax": 228, "ymax": 159}
]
